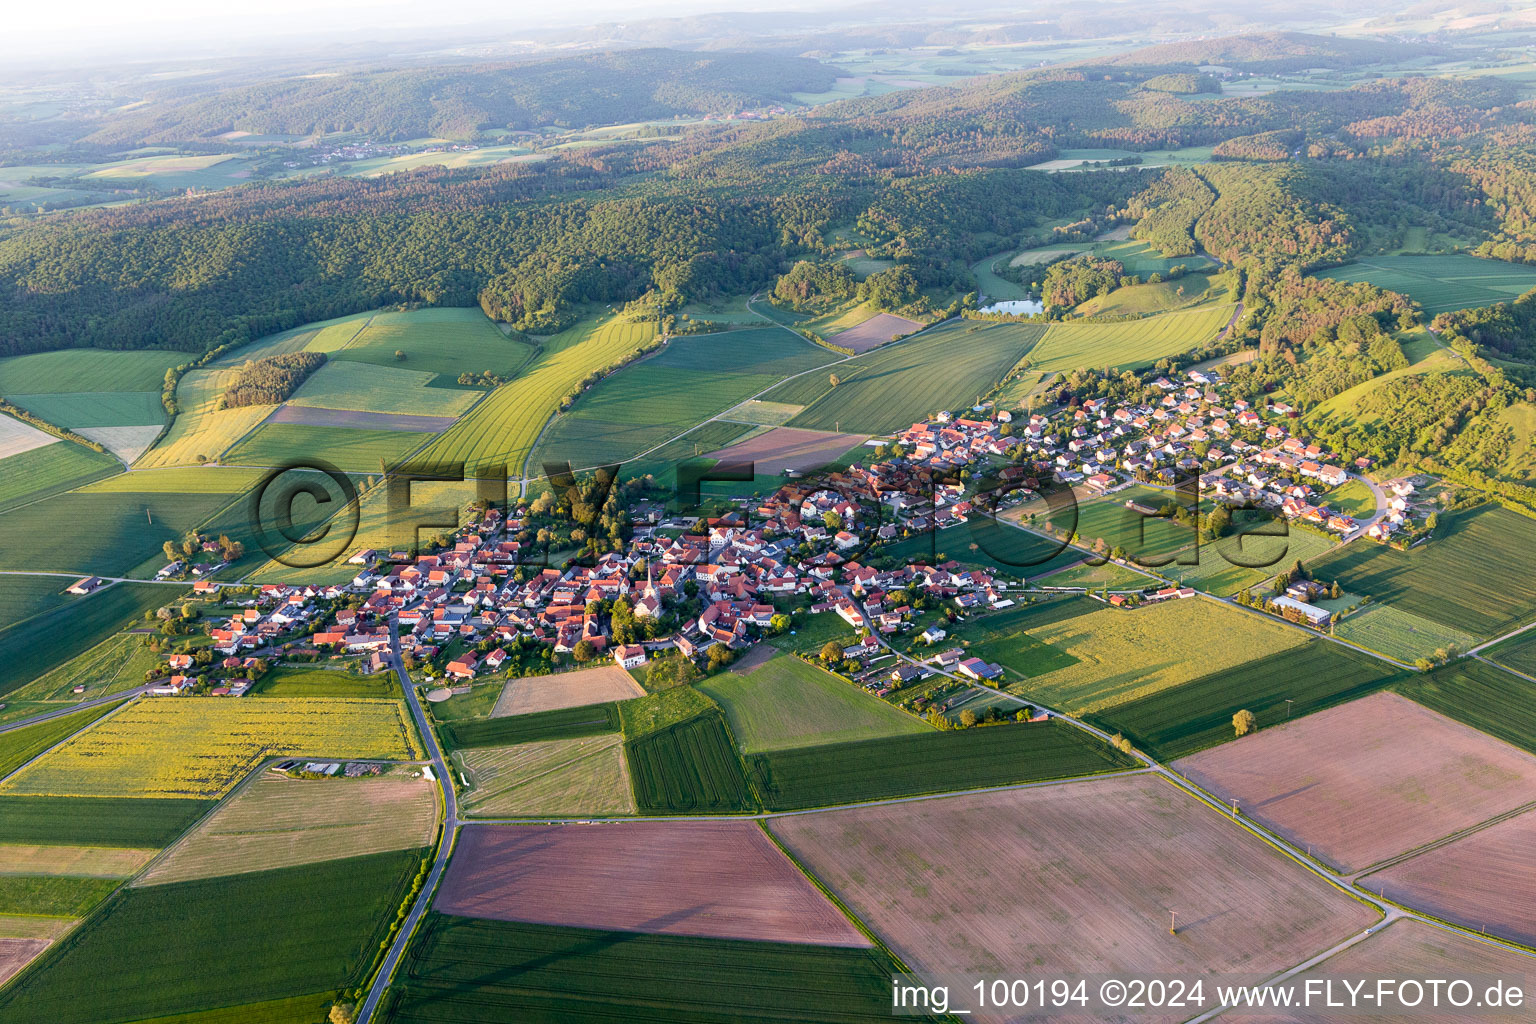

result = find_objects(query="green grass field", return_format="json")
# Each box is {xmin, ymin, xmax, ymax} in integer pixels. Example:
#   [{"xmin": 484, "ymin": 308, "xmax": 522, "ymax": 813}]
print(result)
[
  {"xmin": 223, "ymin": 422, "xmax": 427, "ymax": 473},
  {"xmin": 0, "ymin": 349, "xmax": 185, "ymax": 394},
  {"xmin": 0, "ymin": 702, "xmax": 125, "ymax": 781},
  {"xmin": 0, "ymin": 584, "xmax": 172, "ymax": 698},
  {"xmin": 1313, "ymin": 254, "xmax": 1536, "ymax": 315},
  {"xmin": 0, "ymin": 848, "xmax": 425, "ymax": 1024},
  {"xmin": 1307, "ymin": 505, "xmax": 1536, "ymax": 639},
  {"xmin": 0, "ymin": 444, "xmax": 122, "ymax": 512},
  {"xmin": 0, "ymin": 795, "xmax": 217, "ymax": 848},
  {"xmin": 0, "ymin": 875, "xmax": 120, "ymax": 918},
  {"xmin": 954, "ymin": 598, "xmax": 1098, "ymax": 680},
  {"xmin": 458, "ymin": 734, "xmax": 634, "ymax": 816},
  {"xmin": 416, "ymin": 314, "xmax": 657, "ymax": 477},
  {"xmin": 383, "ymin": 914, "xmax": 934, "ymax": 1024},
  {"xmin": 0, "ymin": 576, "xmax": 78, "ymax": 630},
  {"xmin": 1487, "ymin": 627, "xmax": 1536, "ymax": 677},
  {"xmin": 326, "ymin": 307, "xmax": 532, "ymax": 379},
  {"xmin": 1332, "ymin": 603, "xmax": 1478, "ymax": 662},
  {"xmin": 439, "ymin": 701, "xmax": 621, "ymax": 751},
  {"xmin": 249, "ymin": 665, "xmax": 401, "ymax": 699},
  {"xmin": 1074, "ymin": 272, "xmax": 1222, "ymax": 317},
  {"xmin": 1394, "ymin": 659, "xmax": 1536, "ymax": 756},
  {"xmin": 5, "ymin": 392, "xmax": 164, "ymax": 429},
  {"xmin": 748, "ymin": 720, "xmax": 1134, "ymax": 811},
  {"xmin": 1088, "ymin": 641, "xmax": 1399, "ymax": 760},
  {"xmin": 625, "ymin": 709, "xmax": 756, "ymax": 814},
  {"xmin": 285, "ymin": 360, "xmax": 482, "ymax": 418},
  {"xmin": 1003, "ymin": 597, "xmax": 1308, "ymax": 714},
  {"xmin": 535, "ymin": 327, "xmax": 835, "ymax": 469},
  {"xmin": 883, "ymin": 516, "xmax": 1086, "ymax": 577},
  {"xmin": 1027, "ymin": 303, "xmax": 1235, "ymax": 374},
  {"xmin": 699, "ymin": 655, "xmax": 929, "ymax": 753},
  {"xmin": 766, "ymin": 320, "xmax": 1045, "ymax": 434},
  {"xmin": 1323, "ymin": 479, "xmax": 1377, "ymax": 517},
  {"xmin": 0, "ymin": 488, "xmax": 238, "ymax": 578}
]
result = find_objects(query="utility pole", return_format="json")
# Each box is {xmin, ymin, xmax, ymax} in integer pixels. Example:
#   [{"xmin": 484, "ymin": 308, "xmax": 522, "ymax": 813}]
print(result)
[
  {"xmin": 1285, "ymin": 698, "xmax": 1294, "ymax": 719},
  {"xmin": 1169, "ymin": 910, "xmax": 1178, "ymax": 936},
  {"xmin": 1231, "ymin": 798, "xmax": 1240, "ymax": 817}
]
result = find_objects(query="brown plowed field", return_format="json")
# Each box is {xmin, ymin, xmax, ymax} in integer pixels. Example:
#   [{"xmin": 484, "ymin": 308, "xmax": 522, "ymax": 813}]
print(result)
[
  {"xmin": 0, "ymin": 938, "xmax": 50, "ymax": 989},
  {"xmin": 1364, "ymin": 808, "xmax": 1536, "ymax": 948},
  {"xmin": 771, "ymin": 774, "xmax": 1375, "ymax": 1024},
  {"xmin": 433, "ymin": 821, "xmax": 869, "ymax": 947},
  {"xmin": 832, "ymin": 313, "xmax": 925, "ymax": 354},
  {"xmin": 704, "ymin": 426, "xmax": 865, "ymax": 475},
  {"xmin": 490, "ymin": 664, "xmax": 644, "ymax": 717},
  {"xmin": 1239, "ymin": 919, "xmax": 1533, "ymax": 1023},
  {"xmin": 268, "ymin": 404, "xmax": 457, "ymax": 432},
  {"xmin": 1174, "ymin": 692, "xmax": 1536, "ymax": 873}
]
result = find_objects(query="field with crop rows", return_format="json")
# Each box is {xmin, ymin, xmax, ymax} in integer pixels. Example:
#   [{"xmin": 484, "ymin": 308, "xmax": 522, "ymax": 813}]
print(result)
[
  {"xmin": 625, "ymin": 709, "xmax": 755, "ymax": 814},
  {"xmin": 0, "ymin": 443, "xmax": 120, "ymax": 512},
  {"xmin": 748, "ymin": 720, "xmax": 1134, "ymax": 810},
  {"xmin": 0, "ymin": 796, "xmax": 215, "ymax": 848},
  {"xmin": 1308, "ymin": 505, "xmax": 1536, "ymax": 639},
  {"xmin": 1313, "ymin": 253, "xmax": 1536, "ymax": 315},
  {"xmin": 535, "ymin": 327, "xmax": 835, "ymax": 468},
  {"xmin": 286, "ymin": 360, "xmax": 482, "ymax": 418},
  {"xmin": 0, "ymin": 875, "xmax": 120, "ymax": 918},
  {"xmin": 1332, "ymin": 602, "xmax": 1478, "ymax": 662},
  {"xmin": 383, "ymin": 915, "xmax": 930, "ymax": 1024},
  {"xmin": 765, "ymin": 320, "xmax": 1045, "ymax": 434},
  {"xmin": 458, "ymin": 734, "xmax": 634, "ymax": 816},
  {"xmin": 134, "ymin": 363, "xmax": 274, "ymax": 469},
  {"xmin": 0, "ymin": 702, "xmax": 125, "ymax": 781},
  {"xmin": 0, "ymin": 349, "xmax": 185, "ymax": 395},
  {"xmin": 0, "ymin": 584, "xmax": 169, "ymax": 698},
  {"xmin": 0, "ymin": 849, "xmax": 424, "ymax": 1024},
  {"xmin": 326, "ymin": 307, "xmax": 530, "ymax": 379},
  {"xmin": 1488, "ymin": 627, "xmax": 1536, "ymax": 677},
  {"xmin": 699, "ymin": 655, "xmax": 929, "ymax": 753},
  {"xmin": 440, "ymin": 701, "xmax": 620, "ymax": 750},
  {"xmin": 1, "ymin": 698, "xmax": 422, "ymax": 799},
  {"xmin": 1394, "ymin": 659, "xmax": 1536, "ymax": 755},
  {"xmin": 1088, "ymin": 640, "xmax": 1399, "ymax": 760},
  {"xmin": 416, "ymin": 315, "xmax": 656, "ymax": 477},
  {"xmin": 1005, "ymin": 597, "xmax": 1305, "ymax": 713},
  {"xmin": 1026, "ymin": 303, "xmax": 1234, "ymax": 374},
  {"xmin": 223, "ymin": 422, "xmax": 426, "ymax": 473},
  {"xmin": 883, "ymin": 516, "xmax": 1084, "ymax": 577}
]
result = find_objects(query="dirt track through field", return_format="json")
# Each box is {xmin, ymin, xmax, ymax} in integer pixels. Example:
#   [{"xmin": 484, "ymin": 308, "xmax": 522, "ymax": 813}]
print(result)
[
  {"xmin": 267, "ymin": 404, "xmax": 458, "ymax": 432},
  {"xmin": 705, "ymin": 426, "xmax": 865, "ymax": 475},
  {"xmin": 491, "ymin": 665, "xmax": 644, "ymax": 717},
  {"xmin": 1174, "ymin": 691, "xmax": 1536, "ymax": 873},
  {"xmin": 433, "ymin": 821, "xmax": 870, "ymax": 947}
]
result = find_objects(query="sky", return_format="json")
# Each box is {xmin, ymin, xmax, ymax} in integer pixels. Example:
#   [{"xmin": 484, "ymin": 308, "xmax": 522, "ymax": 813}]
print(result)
[{"xmin": 9, "ymin": 0, "xmax": 829, "ymax": 62}]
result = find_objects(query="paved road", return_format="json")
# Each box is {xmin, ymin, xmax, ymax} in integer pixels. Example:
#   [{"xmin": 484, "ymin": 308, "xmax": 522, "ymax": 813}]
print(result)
[{"xmin": 355, "ymin": 623, "xmax": 459, "ymax": 1024}]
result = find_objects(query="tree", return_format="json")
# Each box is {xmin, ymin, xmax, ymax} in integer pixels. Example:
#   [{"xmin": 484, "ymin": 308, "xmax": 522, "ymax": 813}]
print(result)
[
  {"xmin": 1426, "ymin": 512, "xmax": 1439, "ymax": 530},
  {"xmin": 769, "ymin": 613, "xmax": 792, "ymax": 635},
  {"xmin": 572, "ymin": 640, "xmax": 595, "ymax": 663},
  {"xmin": 829, "ymin": 373, "xmax": 841, "ymax": 388},
  {"xmin": 823, "ymin": 510, "xmax": 843, "ymax": 531},
  {"xmin": 820, "ymin": 640, "xmax": 843, "ymax": 663},
  {"xmin": 329, "ymin": 1005, "xmax": 356, "ymax": 1024},
  {"xmin": 959, "ymin": 709, "xmax": 978, "ymax": 728},
  {"xmin": 1233, "ymin": 708, "xmax": 1257, "ymax": 737},
  {"xmin": 394, "ymin": 350, "xmax": 406, "ymax": 361},
  {"xmin": 162, "ymin": 540, "xmax": 179, "ymax": 563}
]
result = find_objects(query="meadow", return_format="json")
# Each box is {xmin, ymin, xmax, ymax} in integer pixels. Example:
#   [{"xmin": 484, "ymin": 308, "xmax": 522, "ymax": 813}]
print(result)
[
  {"xmin": 285, "ymin": 360, "xmax": 482, "ymax": 418},
  {"xmin": 1395, "ymin": 659, "xmax": 1536, "ymax": 756},
  {"xmin": 764, "ymin": 319, "xmax": 1044, "ymax": 435},
  {"xmin": 1313, "ymin": 253, "xmax": 1536, "ymax": 315},
  {"xmin": 0, "ymin": 443, "xmax": 120, "ymax": 512},
  {"xmin": 325, "ymin": 307, "xmax": 532, "ymax": 379},
  {"xmin": 882, "ymin": 516, "xmax": 1085, "ymax": 576},
  {"xmin": 748, "ymin": 720, "xmax": 1134, "ymax": 811},
  {"xmin": 138, "ymin": 772, "xmax": 438, "ymax": 885},
  {"xmin": 1025, "ymin": 302, "xmax": 1235, "ymax": 374},
  {"xmin": 0, "ymin": 796, "xmax": 216, "ymax": 849},
  {"xmin": 1307, "ymin": 505, "xmax": 1536, "ymax": 639},
  {"xmin": 458, "ymin": 734, "xmax": 634, "ymax": 816},
  {"xmin": 1332, "ymin": 602, "xmax": 1478, "ymax": 662},
  {"xmin": 5, "ymin": 392, "xmax": 164, "ymax": 430},
  {"xmin": 0, "ymin": 876, "xmax": 120, "ymax": 919},
  {"xmin": 384, "ymin": 915, "xmax": 925, "ymax": 1024},
  {"xmin": 490, "ymin": 664, "xmax": 644, "ymax": 717},
  {"xmin": 1087, "ymin": 640, "xmax": 1399, "ymax": 760},
  {"xmin": 534, "ymin": 327, "xmax": 835, "ymax": 469},
  {"xmin": 0, "ymin": 349, "xmax": 185, "ymax": 394},
  {"xmin": 249, "ymin": 664, "xmax": 401, "ymax": 699},
  {"xmin": 439, "ymin": 701, "xmax": 621, "ymax": 751},
  {"xmin": 626, "ymin": 709, "xmax": 756, "ymax": 814},
  {"xmin": 0, "ymin": 583, "xmax": 169, "ymax": 698},
  {"xmin": 1, "ymin": 698, "xmax": 422, "ymax": 799},
  {"xmin": 698, "ymin": 655, "xmax": 928, "ymax": 753},
  {"xmin": 223, "ymin": 422, "xmax": 426, "ymax": 473},
  {"xmin": 0, "ymin": 849, "xmax": 424, "ymax": 1024},
  {"xmin": 1005, "ymin": 597, "xmax": 1307, "ymax": 714},
  {"xmin": 416, "ymin": 314, "xmax": 657, "ymax": 477}
]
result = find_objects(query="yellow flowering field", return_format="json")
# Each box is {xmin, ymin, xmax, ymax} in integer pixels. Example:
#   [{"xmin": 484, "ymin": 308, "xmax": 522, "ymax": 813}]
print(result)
[{"xmin": 0, "ymin": 698, "xmax": 423, "ymax": 799}]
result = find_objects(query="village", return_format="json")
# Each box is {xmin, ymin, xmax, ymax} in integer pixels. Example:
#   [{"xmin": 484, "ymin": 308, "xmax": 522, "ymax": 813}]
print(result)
[{"xmin": 151, "ymin": 362, "xmax": 1434, "ymax": 699}]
